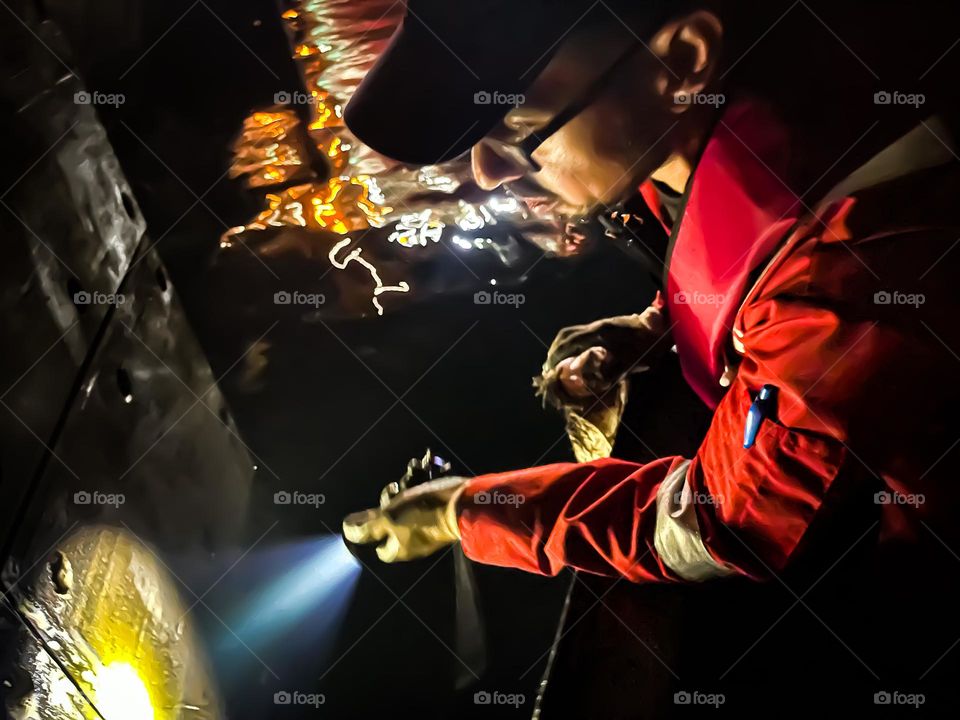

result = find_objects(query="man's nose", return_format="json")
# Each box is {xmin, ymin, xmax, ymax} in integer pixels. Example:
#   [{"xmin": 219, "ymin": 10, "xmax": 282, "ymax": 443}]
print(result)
[{"xmin": 471, "ymin": 142, "xmax": 527, "ymax": 191}]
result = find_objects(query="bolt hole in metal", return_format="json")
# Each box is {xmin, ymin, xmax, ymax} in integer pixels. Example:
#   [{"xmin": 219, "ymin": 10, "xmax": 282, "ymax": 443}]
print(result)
[{"xmin": 49, "ymin": 551, "xmax": 72, "ymax": 594}]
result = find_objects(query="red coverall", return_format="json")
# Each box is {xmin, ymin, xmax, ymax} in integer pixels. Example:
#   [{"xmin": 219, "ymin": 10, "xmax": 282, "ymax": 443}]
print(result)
[{"xmin": 457, "ymin": 103, "xmax": 960, "ymax": 603}]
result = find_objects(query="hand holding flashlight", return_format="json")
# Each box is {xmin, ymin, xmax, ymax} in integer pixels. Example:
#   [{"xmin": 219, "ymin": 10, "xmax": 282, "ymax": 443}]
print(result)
[{"xmin": 343, "ymin": 451, "xmax": 466, "ymax": 562}]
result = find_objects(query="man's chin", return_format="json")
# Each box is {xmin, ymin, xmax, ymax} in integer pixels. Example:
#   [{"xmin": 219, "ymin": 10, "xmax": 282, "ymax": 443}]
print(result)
[
  {"xmin": 503, "ymin": 180, "xmax": 616, "ymax": 256},
  {"xmin": 518, "ymin": 215, "xmax": 596, "ymax": 257},
  {"xmin": 531, "ymin": 193, "xmax": 643, "ymax": 256}
]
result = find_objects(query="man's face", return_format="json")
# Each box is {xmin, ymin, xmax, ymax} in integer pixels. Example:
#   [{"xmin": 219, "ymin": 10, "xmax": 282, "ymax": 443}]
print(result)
[{"xmin": 471, "ymin": 12, "xmax": 722, "ymax": 221}]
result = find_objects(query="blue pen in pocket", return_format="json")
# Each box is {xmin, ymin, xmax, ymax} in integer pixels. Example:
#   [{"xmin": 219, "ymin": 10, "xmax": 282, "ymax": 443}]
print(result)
[{"xmin": 743, "ymin": 384, "xmax": 778, "ymax": 449}]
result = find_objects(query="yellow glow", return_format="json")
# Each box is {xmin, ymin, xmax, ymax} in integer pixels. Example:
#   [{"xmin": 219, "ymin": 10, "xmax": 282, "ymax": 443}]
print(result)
[
  {"xmin": 222, "ymin": 3, "xmax": 421, "ymax": 318},
  {"xmin": 92, "ymin": 662, "xmax": 154, "ymax": 720},
  {"xmin": 230, "ymin": 110, "xmax": 308, "ymax": 188},
  {"xmin": 297, "ymin": 84, "xmax": 343, "ymax": 133},
  {"xmin": 327, "ymin": 136, "xmax": 341, "ymax": 157}
]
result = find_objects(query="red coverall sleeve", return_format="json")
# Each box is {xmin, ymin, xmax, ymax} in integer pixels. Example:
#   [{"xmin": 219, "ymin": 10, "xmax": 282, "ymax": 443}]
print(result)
[
  {"xmin": 457, "ymin": 269, "xmax": 893, "ymax": 582},
  {"xmin": 459, "ymin": 456, "xmax": 687, "ymax": 582}
]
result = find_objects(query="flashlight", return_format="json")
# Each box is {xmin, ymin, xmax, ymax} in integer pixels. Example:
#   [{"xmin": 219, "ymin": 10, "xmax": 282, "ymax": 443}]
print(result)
[
  {"xmin": 381, "ymin": 448, "xmax": 452, "ymax": 504},
  {"xmin": 344, "ymin": 448, "xmax": 452, "ymax": 564}
]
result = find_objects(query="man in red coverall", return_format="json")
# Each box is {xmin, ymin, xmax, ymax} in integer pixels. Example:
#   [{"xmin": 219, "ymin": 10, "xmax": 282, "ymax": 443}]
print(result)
[{"xmin": 343, "ymin": 0, "xmax": 960, "ymax": 712}]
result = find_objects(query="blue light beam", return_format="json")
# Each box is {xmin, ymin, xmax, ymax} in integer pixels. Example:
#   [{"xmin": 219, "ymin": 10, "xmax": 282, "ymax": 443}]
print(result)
[{"xmin": 215, "ymin": 534, "xmax": 362, "ymax": 665}]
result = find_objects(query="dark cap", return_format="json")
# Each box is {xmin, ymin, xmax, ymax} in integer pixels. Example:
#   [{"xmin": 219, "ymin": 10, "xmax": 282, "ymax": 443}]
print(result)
[{"xmin": 343, "ymin": 0, "xmax": 600, "ymax": 165}]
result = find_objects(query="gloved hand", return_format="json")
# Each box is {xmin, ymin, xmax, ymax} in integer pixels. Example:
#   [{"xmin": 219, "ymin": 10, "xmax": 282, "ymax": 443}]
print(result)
[
  {"xmin": 554, "ymin": 346, "xmax": 612, "ymax": 401},
  {"xmin": 534, "ymin": 299, "xmax": 671, "ymax": 462},
  {"xmin": 535, "ymin": 299, "xmax": 670, "ymax": 412},
  {"xmin": 342, "ymin": 476, "xmax": 467, "ymax": 562}
]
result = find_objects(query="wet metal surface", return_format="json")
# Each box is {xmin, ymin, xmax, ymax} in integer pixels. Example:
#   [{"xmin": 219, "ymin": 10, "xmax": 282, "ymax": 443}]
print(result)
[
  {"xmin": 1, "ymin": 2, "xmax": 252, "ymax": 717},
  {"xmin": 2, "ymin": 2, "xmax": 659, "ymax": 718},
  {"xmin": 0, "ymin": 5, "xmax": 143, "ymax": 549}
]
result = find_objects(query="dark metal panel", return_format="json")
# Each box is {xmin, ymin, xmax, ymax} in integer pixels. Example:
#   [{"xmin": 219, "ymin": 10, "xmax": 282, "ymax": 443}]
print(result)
[
  {"xmin": 1, "ymin": 5, "xmax": 252, "ymax": 718},
  {"xmin": 0, "ymin": 251, "xmax": 253, "ymax": 720},
  {"xmin": 0, "ymin": 2, "xmax": 145, "ymax": 550},
  {"xmin": 6, "ymin": 249, "xmax": 255, "ymax": 570}
]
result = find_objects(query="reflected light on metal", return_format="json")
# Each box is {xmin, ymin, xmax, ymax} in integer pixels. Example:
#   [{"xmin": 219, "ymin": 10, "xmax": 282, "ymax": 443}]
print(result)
[
  {"xmin": 229, "ymin": 110, "xmax": 312, "ymax": 188},
  {"xmin": 13, "ymin": 526, "xmax": 221, "ymax": 720},
  {"xmin": 329, "ymin": 238, "xmax": 410, "ymax": 315},
  {"xmin": 221, "ymin": 0, "xmax": 572, "ymax": 320},
  {"xmin": 90, "ymin": 662, "xmax": 155, "ymax": 720}
]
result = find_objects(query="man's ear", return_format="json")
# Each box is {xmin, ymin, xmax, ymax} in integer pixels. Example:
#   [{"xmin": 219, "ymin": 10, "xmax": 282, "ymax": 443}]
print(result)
[{"xmin": 649, "ymin": 10, "xmax": 724, "ymax": 111}]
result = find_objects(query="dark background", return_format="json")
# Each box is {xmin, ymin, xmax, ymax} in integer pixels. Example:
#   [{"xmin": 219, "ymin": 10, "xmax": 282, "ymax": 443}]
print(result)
[
  {"xmin": 49, "ymin": 1, "xmax": 658, "ymax": 717},
  {"xmin": 14, "ymin": 1, "xmax": 960, "ymax": 718}
]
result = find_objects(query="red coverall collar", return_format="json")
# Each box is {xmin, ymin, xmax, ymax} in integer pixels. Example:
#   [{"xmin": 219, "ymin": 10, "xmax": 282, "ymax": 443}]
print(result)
[{"xmin": 661, "ymin": 100, "xmax": 803, "ymax": 407}]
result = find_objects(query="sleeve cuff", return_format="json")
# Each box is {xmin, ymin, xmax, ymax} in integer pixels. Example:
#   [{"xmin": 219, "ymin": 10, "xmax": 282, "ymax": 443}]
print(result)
[{"xmin": 653, "ymin": 460, "xmax": 734, "ymax": 581}]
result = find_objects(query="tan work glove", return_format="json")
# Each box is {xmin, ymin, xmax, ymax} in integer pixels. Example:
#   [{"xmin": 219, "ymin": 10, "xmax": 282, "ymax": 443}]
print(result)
[
  {"xmin": 534, "ymin": 301, "xmax": 670, "ymax": 462},
  {"xmin": 342, "ymin": 476, "xmax": 467, "ymax": 562},
  {"xmin": 536, "ymin": 301, "xmax": 670, "ymax": 407}
]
